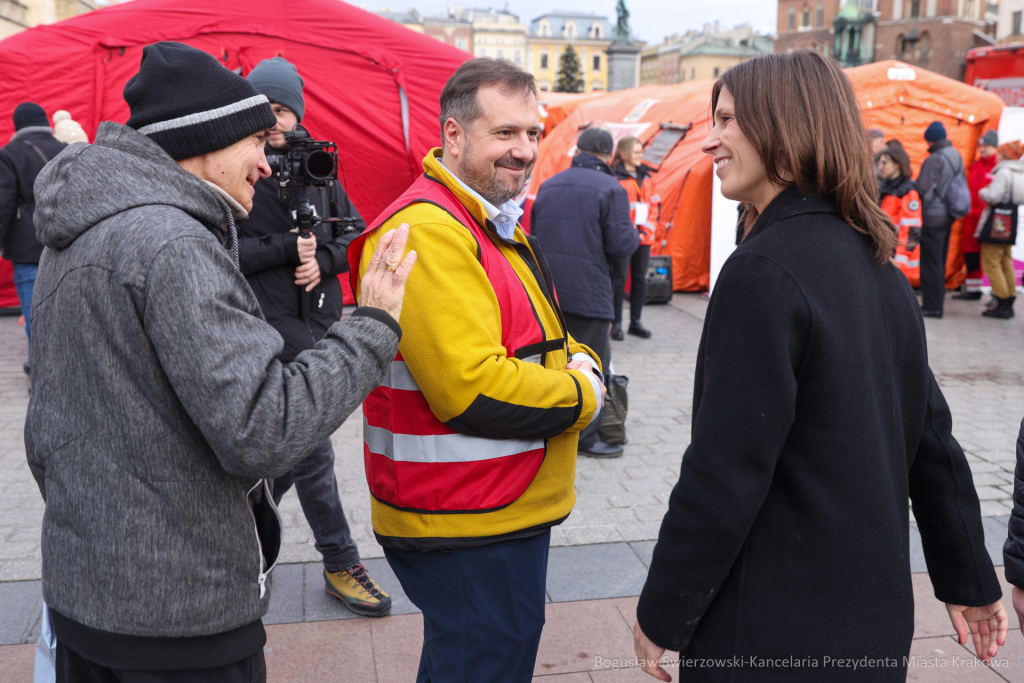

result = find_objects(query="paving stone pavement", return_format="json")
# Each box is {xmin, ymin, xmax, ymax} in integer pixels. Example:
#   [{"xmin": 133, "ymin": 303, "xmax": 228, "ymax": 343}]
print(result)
[{"xmin": 1, "ymin": 290, "xmax": 1022, "ymax": 580}]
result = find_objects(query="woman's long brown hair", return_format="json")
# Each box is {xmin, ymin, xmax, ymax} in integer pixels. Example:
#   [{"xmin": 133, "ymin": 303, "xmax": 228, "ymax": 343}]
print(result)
[
  {"xmin": 711, "ymin": 49, "xmax": 897, "ymax": 262},
  {"xmin": 611, "ymin": 136, "xmax": 640, "ymax": 170}
]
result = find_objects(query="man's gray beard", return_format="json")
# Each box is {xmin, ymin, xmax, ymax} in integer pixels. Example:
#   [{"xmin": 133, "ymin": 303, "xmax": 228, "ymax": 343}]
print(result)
[{"xmin": 458, "ymin": 141, "xmax": 526, "ymax": 207}]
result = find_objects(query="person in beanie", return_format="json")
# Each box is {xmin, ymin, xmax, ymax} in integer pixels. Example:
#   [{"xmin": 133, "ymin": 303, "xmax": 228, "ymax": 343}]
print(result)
[
  {"xmin": 976, "ymin": 139, "xmax": 1024, "ymax": 319},
  {"xmin": 531, "ymin": 127, "xmax": 639, "ymax": 458},
  {"xmin": 25, "ymin": 41, "xmax": 416, "ymax": 682},
  {"xmin": 915, "ymin": 120, "xmax": 965, "ymax": 318},
  {"xmin": 240, "ymin": 58, "xmax": 390, "ymax": 616},
  {"xmin": 955, "ymin": 129, "xmax": 999, "ymax": 301},
  {"xmin": 0, "ymin": 102, "xmax": 66, "ymax": 377}
]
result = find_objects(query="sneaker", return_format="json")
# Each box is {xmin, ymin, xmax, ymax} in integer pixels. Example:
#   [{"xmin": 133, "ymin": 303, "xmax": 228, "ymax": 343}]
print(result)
[
  {"xmin": 579, "ymin": 440, "xmax": 624, "ymax": 458},
  {"xmin": 22, "ymin": 362, "xmax": 30, "ymax": 376},
  {"xmin": 951, "ymin": 291, "xmax": 982, "ymax": 300},
  {"xmin": 324, "ymin": 565, "xmax": 392, "ymax": 617},
  {"xmin": 920, "ymin": 309, "xmax": 942, "ymax": 319},
  {"xmin": 610, "ymin": 323, "xmax": 624, "ymax": 341}
]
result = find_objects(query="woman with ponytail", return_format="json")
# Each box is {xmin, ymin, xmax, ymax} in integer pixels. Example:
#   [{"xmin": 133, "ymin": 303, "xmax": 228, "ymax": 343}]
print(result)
[{"xmin": 633, "ymin": 49, "xmax": 1006, "ymax": 682}]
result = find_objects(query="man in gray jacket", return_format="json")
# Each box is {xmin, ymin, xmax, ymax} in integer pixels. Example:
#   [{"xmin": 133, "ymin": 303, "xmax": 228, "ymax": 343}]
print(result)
[
  {"xmin": 916, "ymin": 121, "xmax": 963, "ymax": 318},
  {"xmin": 25, "ymin": 42, "xmax": 416, "ymax": 681}
]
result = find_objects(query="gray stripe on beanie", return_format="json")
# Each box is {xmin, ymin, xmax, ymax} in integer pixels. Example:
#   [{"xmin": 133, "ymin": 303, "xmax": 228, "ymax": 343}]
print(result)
[{"xmin": 138, "ymin": 95, "xmax": 270, "ymax": 135}]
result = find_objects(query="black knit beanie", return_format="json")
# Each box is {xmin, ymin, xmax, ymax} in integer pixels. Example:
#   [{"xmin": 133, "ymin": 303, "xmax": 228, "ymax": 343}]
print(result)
[
  {"xmin": 124, "ymin": 42, "xmax": 276, "ymax": 160},
  {"xmin": 13, "ymin": 102, "xmax": 49, "ymax": 130}
]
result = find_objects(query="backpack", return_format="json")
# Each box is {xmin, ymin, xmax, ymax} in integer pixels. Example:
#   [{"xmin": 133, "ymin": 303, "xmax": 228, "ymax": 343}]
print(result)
[{"xmin": 937, "ymin": 148, "xmax": 971, "ymax": 219}]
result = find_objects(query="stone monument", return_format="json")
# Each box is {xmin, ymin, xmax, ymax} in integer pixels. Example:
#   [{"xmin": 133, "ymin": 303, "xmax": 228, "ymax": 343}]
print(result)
[{"xmin": 606, "ymin": 0, "xmax": 641, "ymax": 91}]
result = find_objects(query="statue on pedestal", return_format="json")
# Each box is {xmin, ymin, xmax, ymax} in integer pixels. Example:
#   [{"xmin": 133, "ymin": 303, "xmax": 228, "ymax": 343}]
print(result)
[{"xmin": 614, "ymin": 0, "xmax": 632, "ymax": 43}]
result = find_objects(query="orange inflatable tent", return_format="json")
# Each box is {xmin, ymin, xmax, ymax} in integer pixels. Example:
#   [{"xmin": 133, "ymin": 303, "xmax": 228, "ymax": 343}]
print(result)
[
  {"xmin": 538, "ymin": 91, "xmax": 605, "ymax": 137},
  {"xmin": 529, "ymin": 83, "xmax": 717, "ymax": 292},
  {"xmin": 529, "ymin": 60, "xmax": 1003, "ymax": 292}
]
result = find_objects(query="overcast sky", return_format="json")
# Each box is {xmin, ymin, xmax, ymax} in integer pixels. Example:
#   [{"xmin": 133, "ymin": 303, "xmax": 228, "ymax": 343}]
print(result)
[{"xmin": 405, "ymin": 0, "xmax": 779, "ymax": 44}]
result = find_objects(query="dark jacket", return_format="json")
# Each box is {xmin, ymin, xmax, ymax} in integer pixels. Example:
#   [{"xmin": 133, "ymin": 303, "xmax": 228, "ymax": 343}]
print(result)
[
  {"xmin": 613, "ymin": 160, "xmax": 654, "ymax": 186},
  {"xmin": 530, "ymin": 152, "xmax": 638, "ymax": 320},
  {"xmin": 636, "ymin": 186, "xmax": 999, "ymax": 682},
  {"xmin": 916, "ymin": 139, "xmax": 961, "ymax": 225},
  {"xmin": 879, "ymin": 174, "xmax": 918, "ymax": 200},
  {"xmin": 238, "ymin": 167, "xmax": 365, "ymax": 362},
  {"xmin": 1003, "ymin": 419, "xmax": 1024, "ymax": 587},
  {"xmin": 25, "ymin": 122, "xmax": 399, "ymax": 668},
  {"xmin": 0, "ymin": 127, "xmax": 66, "ymax": 263}
]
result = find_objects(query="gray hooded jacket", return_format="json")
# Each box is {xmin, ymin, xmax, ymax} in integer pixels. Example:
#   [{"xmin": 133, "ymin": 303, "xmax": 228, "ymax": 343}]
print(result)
[{"xmin": 25, "ymin": 122, "xmax": 398, "ymax": 643}]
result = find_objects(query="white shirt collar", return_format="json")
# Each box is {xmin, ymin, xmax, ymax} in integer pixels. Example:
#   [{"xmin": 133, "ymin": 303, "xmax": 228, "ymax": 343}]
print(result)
[{"xmin": 438, "ymin": 160, "xmax": 523, "ymax": 240}]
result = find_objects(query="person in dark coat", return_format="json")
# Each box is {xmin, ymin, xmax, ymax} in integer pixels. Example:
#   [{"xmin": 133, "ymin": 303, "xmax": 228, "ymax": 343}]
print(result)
[
  {"xmin": 0, "ymin": 103, "xmax": 66, "ymax": 375},
  {"xmin": 530, "ymin": 127, "xmax": 638, "ymax": 458},
  {"xmin": 633, "ymin": 49, "xmax": 1006, "ymax": 683},
  {"xmin": 239, "ymin": 58, "xmax": 389, "ymax": 617},
  {"xmin": 915, "ymin": 121, "xmax": 964, "ymax": 318},
  {"xmin": 1004, "ymin": 418, "xmax": 1024, "ymax": 633}
]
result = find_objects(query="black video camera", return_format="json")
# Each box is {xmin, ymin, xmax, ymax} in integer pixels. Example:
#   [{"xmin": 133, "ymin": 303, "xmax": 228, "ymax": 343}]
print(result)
[{"xmin": 265, "ymin": 125, "xmax": 338, "ymax": 188}]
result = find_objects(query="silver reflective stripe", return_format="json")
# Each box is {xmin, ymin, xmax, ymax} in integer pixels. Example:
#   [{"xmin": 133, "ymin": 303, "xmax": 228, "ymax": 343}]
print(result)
[
  {"xmin": 520, "ymin": 354, "xmax": 542, "ymax": 365},
  {"xmin": 899, "ymin": 218, "xmax": 922, "ymax": 226},
  {"xmin": 364, "ymin": 418, "xmax": 543, "ymax": 463},
  {"xmin": 137, "ymin": 95, "xmax": 270, "ymax": 134},
  {"xmin": 383, "ymin": 360, "xmax": 420, "ymax": 391}
]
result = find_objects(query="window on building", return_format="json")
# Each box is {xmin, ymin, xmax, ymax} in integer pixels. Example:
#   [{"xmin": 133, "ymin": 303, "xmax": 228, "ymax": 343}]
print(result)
[
  {"xmin": 691, "ymin": 67, "xmax": 696, "ymax": 79},
  {"xmin": 963, "ymin": 0, "xmax": 973, "ymax": 18},
  {"xmin": 565, "ymin": 20, "xmax": 577, "ymax": 38},
  {"xmin": 816, "ymin": 3, "xmax": 824, "ymax": 25},
  {"xmin": 479, "ymin": 48, "xmax": 487, "ymax": 57},
  {"xmin": 541, "ymin": 53, "xmax": 549, "ymax": 69},
  {"xmin": 802, "ymin": 4, "xmax": 811, "ymax": 26},
  {"xmin": 910, "ymin": 0, "xmax": 920, "ymax": 17},
  {"xmin": 591, "ymin": 22, "xmax": 603, "ymax": 38},
  {"xmin": 788, "ymin": 6, "xmax": 795, "ymax": 29},
  {"xmin": 593, "ymin": 55, "xmax": 600, "ymax": 70},
  {"xmin": 917, "ymin": 31, "xmax": 930, "ymax": 58},
  {"xmin": 515, "ymin": 50, "xmax": 521, "ymax": 63},
  {"xmin": 539, "ymin": 19, "xmax": 550, "ymax": 37},
  {"xmin": 497, "ymin": 49, "xmax": 504, "ymax": 58},
  {"xmin": 713, "ymin": 66, "xmax": 721, "ymax": 77},
  {"xmin": 457, "ymin": 36, "xmax": 467, "ymax": 50},
  {"xmin": 1015, "ymin": 11, "xmax": 1023, "ymax": 35},
  {"xmin": 895, "ymin": 34, "xmax": 906, "ymax": 57}
]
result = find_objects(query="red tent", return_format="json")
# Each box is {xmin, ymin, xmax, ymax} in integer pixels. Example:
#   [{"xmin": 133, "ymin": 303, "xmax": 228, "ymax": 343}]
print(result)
[{"xmin": 0, "ymin": 0, "xmax": 470, "ymax": 301}]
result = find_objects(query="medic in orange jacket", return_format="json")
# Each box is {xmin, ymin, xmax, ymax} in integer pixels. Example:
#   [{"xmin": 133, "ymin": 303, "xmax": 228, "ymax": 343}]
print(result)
[
  {"xmin": 880, "ymin": 175, "xmax": 923, "ymax": 282},
  {"xmin": 613, "ymin": 162, "xmax": 658, "ymax": 246}
]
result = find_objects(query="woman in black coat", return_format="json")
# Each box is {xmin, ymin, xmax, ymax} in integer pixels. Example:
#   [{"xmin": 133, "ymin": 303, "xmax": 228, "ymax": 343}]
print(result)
[{"xmin": 633, "ymin": 49, "xmax": 1007, "ymax": 682}]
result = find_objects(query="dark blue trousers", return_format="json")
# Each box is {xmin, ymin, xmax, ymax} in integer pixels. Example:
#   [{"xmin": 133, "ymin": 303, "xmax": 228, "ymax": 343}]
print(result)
[{"xmin": 385, "ymin": 530, "xmax": 550, "ymax": 683}]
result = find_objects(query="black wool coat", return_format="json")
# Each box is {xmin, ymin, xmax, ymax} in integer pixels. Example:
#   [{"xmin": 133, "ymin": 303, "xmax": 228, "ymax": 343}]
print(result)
[
  {"xmin": 637, "ymin": 186, "xmax": 1000, "ymax": 682},
  {"xmin": 0, "ymin": 128, "xmax": 66, "ymax": 263}
]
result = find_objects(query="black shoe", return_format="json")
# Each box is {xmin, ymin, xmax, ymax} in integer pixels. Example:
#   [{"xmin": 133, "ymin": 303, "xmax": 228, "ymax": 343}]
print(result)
[
  {"xmin": 22, "ymin": 362, "xmax": 30, "ymax": 376},
  {"xmin": 628, "ymin": 322, "xmax": 652, "ymax": 338},
  {"xmin": 920, "ymin": 309, "xmax": 943, "ymax": 319},
  {"xmin": 986, "ymin": 296, "xmax": 1000, "ymax": 309},
  {"xmin": 982, "ymin": 296, "xmax": 1015, "ymax": 319},
  {"xmin": 952, "ymin": 291, "xmax": 982, "ymax": 300},
  {"xmin": 579, "ymin": 440, "xmax": 624, "ymax": 458},
  {"xmin": 610, "ymin": 323, "xmax": 624, "ymax": 341}
]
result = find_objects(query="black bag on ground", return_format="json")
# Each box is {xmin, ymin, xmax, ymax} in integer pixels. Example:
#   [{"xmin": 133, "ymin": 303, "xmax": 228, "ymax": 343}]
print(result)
[{"xmin": 599, "ymin": 375, "xmax": 629, "ymax": 445}]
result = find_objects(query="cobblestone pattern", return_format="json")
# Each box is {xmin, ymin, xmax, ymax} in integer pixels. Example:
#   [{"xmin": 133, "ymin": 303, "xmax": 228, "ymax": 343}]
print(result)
[{"xmin": 1, "ymin": 293, "xmax": 1022, "ymax": 579}]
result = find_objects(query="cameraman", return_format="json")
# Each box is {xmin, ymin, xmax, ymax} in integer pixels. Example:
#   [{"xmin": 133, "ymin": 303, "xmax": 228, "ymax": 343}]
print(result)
[{"xmin": 240, "ymin": 58, "xmax": 387, "ymax": 616}]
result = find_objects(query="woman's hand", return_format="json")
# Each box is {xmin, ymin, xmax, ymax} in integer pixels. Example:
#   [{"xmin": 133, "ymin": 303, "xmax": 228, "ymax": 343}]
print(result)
[
  {"xmin": 358, "ymin": 224, "xmax": 417, "ymax": 324},
  {"xmin": 945, "ymin": 599, "xmax": 1009, "ymax": 661},
  {"xmin": 634, "ymin": 621, "xmax": 672, "ymax": 681}
]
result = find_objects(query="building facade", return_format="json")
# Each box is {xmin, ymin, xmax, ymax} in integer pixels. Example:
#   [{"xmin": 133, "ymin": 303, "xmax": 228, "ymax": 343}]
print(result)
[
  {"xmin": 374, "ymin": 7, "xmax": 425, "ymax": 32},
  {"xmin": 1, "ymin": 0, "xmax": 101, "ymax": 40},
  {"xmin": 640, "ymin": 23, "xmax": 773, "ymax": 85},
  {"xmin": 422, "ymin": 14, "xmax": 473, "ymax": 52},
  {"xmin": 996, "ymin": 0, "xmax": 1024, "ymax": 41},
  {"xmin": 776, "ymin": 0, "xmax": 995, "ymax": 79},
  {"xmin": 449, "ymin": 6, "xmax": 527, "ymax": 68},
  {"xmin": 527, "ymin": 12, "xmax": 613, "ymax": 91}
]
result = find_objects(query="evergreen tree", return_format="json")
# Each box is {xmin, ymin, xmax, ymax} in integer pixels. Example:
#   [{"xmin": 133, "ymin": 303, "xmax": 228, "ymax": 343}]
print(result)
[{"xmin": 554, "ymin": 45, "xmax": 584, "ymax": 93}]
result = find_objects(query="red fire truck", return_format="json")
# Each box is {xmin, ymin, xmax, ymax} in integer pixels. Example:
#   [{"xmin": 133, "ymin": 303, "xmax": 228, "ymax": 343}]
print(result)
[{"xmin": 965, "ymin": 44, "xmax": 1024, "ymax": 105}]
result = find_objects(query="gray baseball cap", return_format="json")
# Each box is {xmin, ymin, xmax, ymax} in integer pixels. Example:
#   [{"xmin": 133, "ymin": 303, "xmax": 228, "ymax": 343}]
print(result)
[{"xmin": 577, "ymin": 128, "xmax": 614, "ymax": 155}]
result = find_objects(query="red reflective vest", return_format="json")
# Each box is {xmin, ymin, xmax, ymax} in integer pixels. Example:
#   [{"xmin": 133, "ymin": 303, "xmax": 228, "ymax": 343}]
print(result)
[{"xmin": 348, "ymin": 175, "xmax": 553, "ymax": 513}]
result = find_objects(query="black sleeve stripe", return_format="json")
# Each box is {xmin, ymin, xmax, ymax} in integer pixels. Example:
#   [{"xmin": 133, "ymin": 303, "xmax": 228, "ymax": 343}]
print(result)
[{"xmin": 446, "ymin": 392, "xmax": 581, "ymax": 441}]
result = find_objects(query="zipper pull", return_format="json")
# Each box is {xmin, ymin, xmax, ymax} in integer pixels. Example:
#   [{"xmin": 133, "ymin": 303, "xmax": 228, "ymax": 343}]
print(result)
[
  {"xmin": 258, "ymin": 573, "xmax": 267, "ymax": 598},
  {"xmin": 318, "ymin": 292, "xmax": 325, "ymax": 309}
]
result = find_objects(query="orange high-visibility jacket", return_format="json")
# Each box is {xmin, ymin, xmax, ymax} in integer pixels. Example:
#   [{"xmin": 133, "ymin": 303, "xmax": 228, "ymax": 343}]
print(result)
[
  {"xmin": 614, "ymin": 163, "xmax": 657, "ymax": 246},
  {"xmin": 880, "ymin": 177, "xmax": 923, "ymax": 283}
]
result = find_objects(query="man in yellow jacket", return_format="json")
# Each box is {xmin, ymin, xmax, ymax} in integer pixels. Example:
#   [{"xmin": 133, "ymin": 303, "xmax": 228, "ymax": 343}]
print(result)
[{"xmin": 350, "ymin": 58, "xmax": 604, "ymax": 682}]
